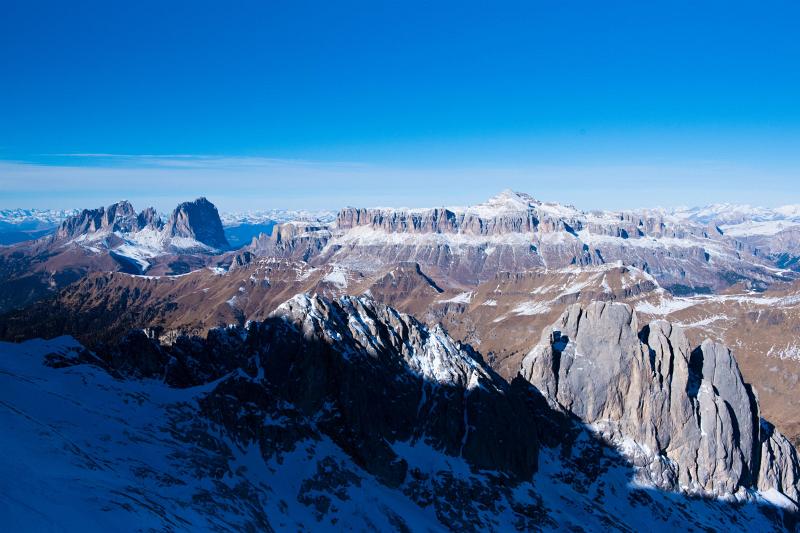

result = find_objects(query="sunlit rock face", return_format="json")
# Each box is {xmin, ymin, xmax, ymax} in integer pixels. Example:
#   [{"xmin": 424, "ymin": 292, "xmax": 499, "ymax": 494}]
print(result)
[
  {"xmin": 521, "ymin": 301, "xmax": 800, "ymax": 506},
  {"xmin": 258, "ymin": 191, "xmax": 790, "ymax": 291}
]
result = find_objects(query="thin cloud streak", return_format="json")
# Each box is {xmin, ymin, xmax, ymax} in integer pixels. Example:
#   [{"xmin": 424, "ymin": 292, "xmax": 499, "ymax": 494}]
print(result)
[
  {"xmin": 0, "ymin": 156, "xmax": 797, "ymax": 212},
  {"xmin": 46, "ymin": 153, "xmax": 371, "ymax": 169}
]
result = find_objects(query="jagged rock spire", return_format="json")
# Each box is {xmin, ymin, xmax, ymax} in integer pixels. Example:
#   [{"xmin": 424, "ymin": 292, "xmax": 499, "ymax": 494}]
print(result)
[
  {"xmin": 521, "ymin": 301, "xmax": 800, "ymax": 507},
  {"xmin": 163, "ymin": 197, "xmax": 228, "ymax": 249}
]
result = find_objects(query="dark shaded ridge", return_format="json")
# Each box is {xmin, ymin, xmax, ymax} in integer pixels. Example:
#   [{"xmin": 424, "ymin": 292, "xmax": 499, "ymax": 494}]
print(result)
[
  {"xmin": 84, "ymin": 309, "xmax": 547, "ymax": 486},
  {"xmin": 51, "ymin": 310, "xmax": 795, "ymax": 531},
  {"xmin": 34, "ymin": 295, "xmax": 800, "ymax": 531},
  {"xmin": 687, "ymin": 345, "xmax": 704, "ymax": 398}
]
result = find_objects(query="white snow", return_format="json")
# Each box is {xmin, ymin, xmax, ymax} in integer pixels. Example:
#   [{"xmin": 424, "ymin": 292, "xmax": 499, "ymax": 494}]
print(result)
[
  {"xmin": 0, "ymin": 337, "xmax": 449, "ymax": 531},
  {"xmin": 721, "ymin": 220, "xmax": 800, "ymax": 237},
  {"xmin": 322, "ymin": 265, "xmax": 348, "ymax": 288},
  {"xmin": 113, "ymin": 243, "xmax": 158, "ymax": 271},
  {"xmin": 761, "ymin": 488, "xmax": 798, "ymax": 510},
  {"xmin": 675, "ymin": 314, "xmax": 729, "ymax": 328},
  {"xmin": 332, "ymin": 224, "xmax": 537, "ymax": 249},
  {"xmin": 511, "ymin": 301, "xmax": 552, "ymax": 316},
  {"xmin": 219, "ymin": 208, "xmax": 336, "ymax": 226},
  {"xmin": 766, "ymin": 344, "xmax": 800, "ymax": 362},
  {"xmin": 635, "ymin": 297, "xmax": 700, "ymax": 315},
  {"xmin": 437, "ymin": 291, "xmax": 473, "ymax": 304}
]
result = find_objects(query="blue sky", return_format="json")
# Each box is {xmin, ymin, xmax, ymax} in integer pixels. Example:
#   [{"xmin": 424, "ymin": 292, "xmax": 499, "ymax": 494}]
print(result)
[{"xmin": 1, "ymin": 1, "xmax": 798, "ymax": 211}]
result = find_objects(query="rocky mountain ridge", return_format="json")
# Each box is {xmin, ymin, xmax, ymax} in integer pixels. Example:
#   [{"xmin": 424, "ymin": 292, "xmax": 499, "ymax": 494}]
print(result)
[
  {"xmin": 1, "ymin": 293, "xmax": 798, "ymax": 530},
  {"xmin": 247, "ymin": 190, "xmax": 795, "ymax": 293},
  {"xmin": 0, "ymin": 197, "xmax": 230, "ymax": 312},
  {"xmin": 55, "ymin": 197, "xmax": 228, "ymax": 252},
  {"xmin": 5, "ymin": 190, "xmax": 798, "ymax": 295},
  {"xmin": 4, "ymin": 190, "xmax": 800, "ymax": 530}
]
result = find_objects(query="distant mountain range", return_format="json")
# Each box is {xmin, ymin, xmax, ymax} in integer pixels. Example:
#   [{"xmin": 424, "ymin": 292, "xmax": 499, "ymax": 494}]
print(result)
[
  {"xmin": 3, "ymin": 189, "xmax": 800, "ymax": 318},
  {"xmin": 3, "ymin": 196, "xmax": 800, "ymax": 241},
  {"xmin": 0, "ymin": 206, "xmax": 337, "ymax": 245}
]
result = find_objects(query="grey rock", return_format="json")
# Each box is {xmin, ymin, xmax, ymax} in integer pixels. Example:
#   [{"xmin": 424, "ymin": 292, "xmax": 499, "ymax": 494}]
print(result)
[
  {"xmin": 163, "ymin": 197, "xmax": 228, "ymax": 250},
  {"xmin": 55, "ymin": 200, "xmax": 138, "ymax": 240},
  {"xmin": 252, "ymin": 191, "xmax": 792, "ymax": 290},
  {"xmin": 136, "ymin": 206, "xmax": 163, "ymax": 231},
  {"xmin": 760, "ymin": 419, "xmax": 800, "ymax": 504},
  {"xmin": 520, "ymin": 301, "xmax": 800, "ymax": 507}
]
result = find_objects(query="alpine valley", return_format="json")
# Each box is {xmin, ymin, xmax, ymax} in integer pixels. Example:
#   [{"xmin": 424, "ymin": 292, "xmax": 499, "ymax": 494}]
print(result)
[{"xmin": 4, "ymin": 190, "xmax": 800, "ymax": 531}]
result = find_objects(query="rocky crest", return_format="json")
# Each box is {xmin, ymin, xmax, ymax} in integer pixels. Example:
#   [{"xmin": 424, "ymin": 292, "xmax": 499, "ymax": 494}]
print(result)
[
  {"xmin": 0, "ymin": 197, "xmax": 230, "ymax": 312},
  {"xmin": 520, "ymin": 301, "xmax": 800, "ymax": 507},
  {"xmin": 248, "ymin": 221, "xmax": 331, "ymax": 261},
  {"xmin": 273, "ymin": 293, "xmax": 493, "ymax": 390},
  {"xmin": 55, "ymin": 200, "xmax": 139, "ymax": 240},
  {"xmin": 136, "ymin": 206, "xmax": 163, "ymax": 230},
  {"xmin": 54, "ymin": 197, "xmax": 227, "ymax": 251},
  {"xmin": 98, "ymin": 293, "xmax": 543, "ymax": 489},
  {"xmin": 261, "ymin": 293, "xmax": 542, "ymax": 483},
  {"xmin": 163, "ymin": 197, "xmax": 228, "ymax": 250},
  {"xmin": 258, "ymin": 190, "xmax": 791, "ymax": 291}
]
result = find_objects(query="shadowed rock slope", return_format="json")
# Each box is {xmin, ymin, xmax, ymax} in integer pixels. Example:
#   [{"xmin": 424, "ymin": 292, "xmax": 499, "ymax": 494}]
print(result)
[{"xmin": 2, "ymin": 294, "xmax": 799, "ymax": 530}]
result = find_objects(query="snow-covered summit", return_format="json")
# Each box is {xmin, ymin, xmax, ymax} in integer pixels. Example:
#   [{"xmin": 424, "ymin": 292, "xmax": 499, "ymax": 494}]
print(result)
[
  {"xmin": 668, "ymin": 202, "xmax": 800, "ymax": 235},
  {"xmin": 456, "ymin": 189, "xmax": 580, "ymax": 220},
  {"xmin": 219, "ymin": 208, "xmax": 337, "ymax": 226},
  {"xmin": 673, "ymin": 203, "xmax": 778, "ymax": 224},
  {"xmin": 0, "ymin": 208, "xmax": 78, "ymax": 227}
]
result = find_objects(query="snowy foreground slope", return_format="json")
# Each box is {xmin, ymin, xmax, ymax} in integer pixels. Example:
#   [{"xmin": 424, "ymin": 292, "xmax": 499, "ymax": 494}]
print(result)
[{"xmin": 0, "ymin": 297, "xmax": 798, "ymax": 531}]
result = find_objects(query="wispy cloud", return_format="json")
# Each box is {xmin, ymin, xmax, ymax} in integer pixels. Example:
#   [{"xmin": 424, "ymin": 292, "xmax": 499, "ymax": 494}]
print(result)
[
  {"xmin": 42, "ymin": 153, "xmax": 372, "ymax": 170},
  {"xmin": 0, "ymin": 155, "xmax": 401, "ymax": 210},
  {"xmin": 0, "ymin": 154, "xmax": 796, "ymax": 212}
]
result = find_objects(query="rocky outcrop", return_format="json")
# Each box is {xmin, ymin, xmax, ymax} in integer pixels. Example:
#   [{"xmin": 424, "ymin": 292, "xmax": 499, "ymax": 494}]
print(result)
[
  {"xmin": 163, "ymin": 197, "xmax": 228, "ymax": 250},
  {"xmin": 760, "ymin": 419, "xmax": 800, "ymax": 504},
  {"xmin": 55, "ymin": 200, "xmax": 139, "ymax": 240},
  {"xmin": 136, "ymin": 206, "xmax": 163, "ymax": 230},
  {"xmin": 62, "ymin": 292, "xmax": 543, "ymax": 488},
  {"xmin": 520, "ymin": 301, "xmax": 800, "ymax": 507},
  {"xmin": 262, "ymin": 294, "xmax": 542, "ymax": 482},
  {"xmin": 248, "ymin": 222, "xmax": 331, "ymax": 261},
  {"xmin": 53, "ymin": 198, "xmax": 225, "ymax": 248},
  {"xmin": 54, "ymin": 200, "xmax": 168, "ymax": 242}
]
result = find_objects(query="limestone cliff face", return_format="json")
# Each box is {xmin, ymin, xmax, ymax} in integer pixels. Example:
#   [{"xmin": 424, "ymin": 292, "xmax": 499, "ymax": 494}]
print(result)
[
  {"xmin": 55, "ymin": 200, "xmax": 139, "ymax": 240},
  {"xmin": 135, "ymin": 206, "xmax": 163, "ymax": 231},
  {"xmin": 258, "ymin": 191, "xmax": 786, "ymax": 290},
  {"xmin": 520, "ymin": 301, "xmax": 800, "ymax": 506},
  {"xmin": 248, "ymin": 221, "xmax": 331, "ymax": 261},
  {"xmin": 163, "ymin": 197, "xmax": 228, "ymax": 250}
]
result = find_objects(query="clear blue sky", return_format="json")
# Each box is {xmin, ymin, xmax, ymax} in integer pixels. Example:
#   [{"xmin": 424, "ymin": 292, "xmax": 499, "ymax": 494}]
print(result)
[{"xmin": 1, "ymin": 1, "xmax": 799, "ymax": 211}]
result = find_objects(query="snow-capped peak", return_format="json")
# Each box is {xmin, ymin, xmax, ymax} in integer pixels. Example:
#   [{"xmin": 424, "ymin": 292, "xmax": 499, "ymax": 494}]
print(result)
[{"xmin": 484, "ymin": 189, "xmax": 537, "ymax": 210}]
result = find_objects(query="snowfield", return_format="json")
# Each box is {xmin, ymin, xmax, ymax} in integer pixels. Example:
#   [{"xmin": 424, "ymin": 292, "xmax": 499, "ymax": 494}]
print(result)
[{"xmin": 0, "ymin": 334, "xmax": 794, "ymax": 531}]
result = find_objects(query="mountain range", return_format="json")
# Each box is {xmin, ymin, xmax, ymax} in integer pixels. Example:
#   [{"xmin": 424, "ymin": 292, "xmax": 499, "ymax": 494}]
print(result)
[{"xmin": 3, "ymin": 191, "xmax": 800, "ymax": 531}]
